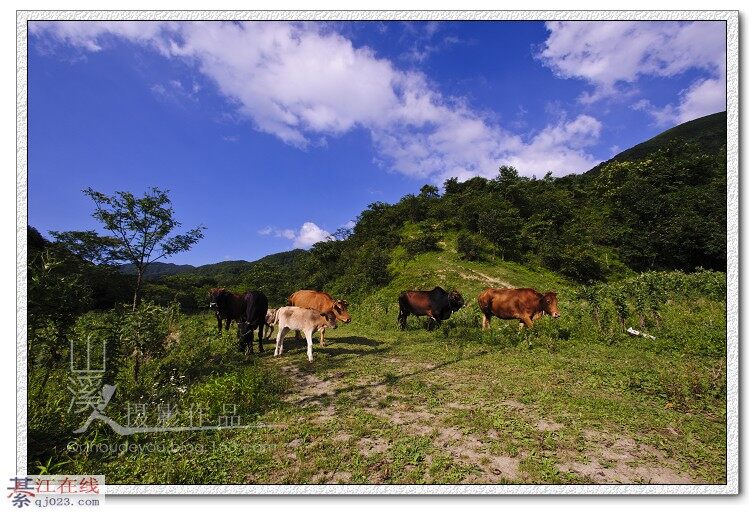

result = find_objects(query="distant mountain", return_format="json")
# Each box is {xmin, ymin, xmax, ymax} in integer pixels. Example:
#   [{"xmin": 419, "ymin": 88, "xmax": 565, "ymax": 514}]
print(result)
[
  {"xmin": 254, "ymin": 249, "xmax": 308, "ymax": 267},
  {"xmin": 119, "ymin": 249, "xmax": 308, "ymax": 280},
  {"xmin": 119, "ymin": 262, "xmax": 200, "ymax": 279},
  {"xmin": 586, "ymin": 111, "xmax": 726, "ymax": 175}
]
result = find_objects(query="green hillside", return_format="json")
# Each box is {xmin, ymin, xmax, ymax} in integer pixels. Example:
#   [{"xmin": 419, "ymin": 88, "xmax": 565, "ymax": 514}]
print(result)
[{"xmin": 586, "ymin": 111, "xmax": 726, "ymax": 174}]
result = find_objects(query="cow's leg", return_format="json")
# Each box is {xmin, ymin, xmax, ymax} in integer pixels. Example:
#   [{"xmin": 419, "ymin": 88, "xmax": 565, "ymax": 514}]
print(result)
[
  {"xmin": 257, "ymin": 323, "xmax": 264, "ymax": 354},
  {"xmin": 482, "ymin": 313, "xmax": 490, "ymax": 330},
  {"xmin": 520, "ymin": 316, "xmax": 534, "ymax": 329},
  {"xmin": 275, "ymin": 327, "xmax": 289, "ymax": 357},
  {"xmin": 216, "ymin": 314, "xmax": 222, "ymax": 334},
  {"xmin": 319, "ymin": 328, "xmax": 326, "ymax": 347},
  {"xmin": 225, "ymin": 318, "xmax": 231, "ymax": 331},
  {"xmin": 247, "ymin": 326, "xmax": 254, "ymax": 355},
  {"xmin": 294, "ymin": 330, "xmax": 302, "ymax": 341},
  {"xmin": 305, "ymin": 330, "xmax": 315, "ymax": 363}
]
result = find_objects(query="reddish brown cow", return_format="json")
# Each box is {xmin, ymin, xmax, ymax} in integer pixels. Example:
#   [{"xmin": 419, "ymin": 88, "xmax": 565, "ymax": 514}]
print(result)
[
  {"xmin": 477, "ymin": 288, "xmax": 560, "ymax": 329},
  {"xmin": 288, "ymin": 290, "xmax": 351, "ymax": 345}
]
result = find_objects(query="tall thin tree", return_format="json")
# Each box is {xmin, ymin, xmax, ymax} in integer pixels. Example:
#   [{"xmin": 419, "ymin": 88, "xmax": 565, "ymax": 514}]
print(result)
[{"xmin": 76, "ymin": 187, "xmax": 206, "ymax": 309}]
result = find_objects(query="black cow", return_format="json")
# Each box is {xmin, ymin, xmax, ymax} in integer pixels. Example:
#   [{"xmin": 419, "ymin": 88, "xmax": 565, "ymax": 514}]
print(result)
[
  {"xmin": 209, "ymin": 287, "xmax": 247, "ymax": 334},
  {"xmin": 398, "ymin": 286, "xmax": 465, "ymax": 330},
  {"xmin": 236, "ymin": 291, "xmax": 269, "ymax": 355}
]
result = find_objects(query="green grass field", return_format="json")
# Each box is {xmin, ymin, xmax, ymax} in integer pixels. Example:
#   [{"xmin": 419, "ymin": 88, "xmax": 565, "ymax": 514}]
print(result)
[{"xmin": 29, "ymin": 250, "xmax": 726, "ymax": 485}]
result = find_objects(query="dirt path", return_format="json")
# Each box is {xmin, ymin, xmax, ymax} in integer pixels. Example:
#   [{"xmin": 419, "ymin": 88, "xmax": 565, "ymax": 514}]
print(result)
[
  {"xmin": 437, "ymin": 257, "xmax": 514, "ymax": 288},
  {"xmin": 276, "ymin": 359, "xmax": 696, "ymax": 485}
]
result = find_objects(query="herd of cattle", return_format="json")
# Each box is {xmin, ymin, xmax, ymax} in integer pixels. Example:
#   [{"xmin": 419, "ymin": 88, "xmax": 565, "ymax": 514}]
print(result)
[{"xmin": 208, "ymin": 286, "xmax": 560, "ymax": 362}]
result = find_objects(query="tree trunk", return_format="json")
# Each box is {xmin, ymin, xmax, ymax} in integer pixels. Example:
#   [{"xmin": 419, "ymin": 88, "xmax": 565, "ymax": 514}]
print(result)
[{"xmin": 132, "ymin": 268, "xmax": 143, "ymax": 310}]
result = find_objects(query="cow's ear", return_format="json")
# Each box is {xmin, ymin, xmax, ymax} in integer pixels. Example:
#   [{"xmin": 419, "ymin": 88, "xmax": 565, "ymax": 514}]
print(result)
[{"xmin": 340, "ymin": 300, "xmax": 349, "ymax": 307}]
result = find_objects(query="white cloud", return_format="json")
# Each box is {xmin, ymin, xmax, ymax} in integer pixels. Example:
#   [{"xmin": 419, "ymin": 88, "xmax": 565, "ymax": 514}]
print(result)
[
  {"xmin": 151, "ymin": 78, "xmax": 201, "ymax": 103},
  {"xmin": 32, "ymin": 21, "xmax": 605, "ymax": 180},
  {"xmin": 258, "ymin": 222, "xmax": 331, "ymax": 249},
  {"xmin": 676, "ymin": 77, "xmax": 726, "ymax": 123},
  {"xmin": 538, "ymin": 21, "xmax": 725, "ymax": 104},
  {"xmin": 293, "ymin": 222, "xmax": 331, "ymax": 248},
  {"xmin": 632, "ymin": 76, "xmax": 725, "ymax": 126},
  {"xmin": 501, "ymin": 115, "xmax": 602, "ymax": 178}
]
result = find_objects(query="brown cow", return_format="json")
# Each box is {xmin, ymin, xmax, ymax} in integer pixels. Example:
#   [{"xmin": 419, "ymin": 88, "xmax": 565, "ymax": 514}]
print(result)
[
  {"xmin": 398, "ymin": 287, "xmax": 464, "ymax": 330},
  {"xmin": 477, "ymin": 288, "xmax": 560, "ymax": 329},
  {"xmin": 288, "ymin": 290, "xmax": 351, "ymax": 345}
]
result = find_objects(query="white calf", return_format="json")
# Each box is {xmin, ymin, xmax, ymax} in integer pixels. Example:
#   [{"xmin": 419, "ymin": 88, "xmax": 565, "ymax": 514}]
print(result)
[{"xmin": 274, "ymin": 307, "xmax": 338, "ymax": 362}]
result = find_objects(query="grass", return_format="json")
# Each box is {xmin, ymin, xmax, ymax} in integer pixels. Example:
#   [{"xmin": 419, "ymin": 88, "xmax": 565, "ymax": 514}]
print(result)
[
  {"xmin": 34, "ymin": 316, "xmax": 725, "ymax": 485},
  {"xmin": 28, "ymin": 250, "xmax": 727, "ymax": 485}
]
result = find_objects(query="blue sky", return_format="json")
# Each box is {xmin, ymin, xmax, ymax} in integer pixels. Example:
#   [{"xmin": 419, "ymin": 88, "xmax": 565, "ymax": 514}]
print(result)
[{"xmin": 28, "ymin": 20, "xmax": 726, "ymax": 265}]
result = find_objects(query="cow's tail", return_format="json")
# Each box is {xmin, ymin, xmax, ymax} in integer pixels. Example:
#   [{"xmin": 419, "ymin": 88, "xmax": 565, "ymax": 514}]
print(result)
[{"xmin": 397, "ymin": 292, "xmax": 408, "ymax": 329}]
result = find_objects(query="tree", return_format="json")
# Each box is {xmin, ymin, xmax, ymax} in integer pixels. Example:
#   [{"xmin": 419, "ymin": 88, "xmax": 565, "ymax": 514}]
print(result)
[
  {"xmin": 78, "ymin": 187, "xmax": 205, "ymax": 309},
  {"xmin": 419, "ymin": 184, "xmax": 440, "ymax": 198},
  {"xmin": 49, "ymin": 230, "xmax": 121, "ymax": 265}
]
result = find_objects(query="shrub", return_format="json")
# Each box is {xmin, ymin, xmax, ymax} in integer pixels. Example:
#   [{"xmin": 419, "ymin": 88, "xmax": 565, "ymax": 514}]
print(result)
[
  {"xmin": 542, "ymin": 243, "xmax": 607, "ymax": 283},
  {"xmin": 574, "ymin": 270, "xmax": 725, "ymax": 356},
  {"xmin": 403, "ymin": 222, "xmax": 442, "ymax": 256},
  {"xmin": 456, "ymin": 231, "xmax": 493, "ymax": 261},
  {"xmin": 70, "ymin": 309, "xmax": 125, "ymax": 385}
]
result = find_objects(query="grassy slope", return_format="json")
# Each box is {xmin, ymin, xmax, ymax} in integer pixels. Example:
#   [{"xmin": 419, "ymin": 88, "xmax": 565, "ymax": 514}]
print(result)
[{"xmin": 52, "ymin": 246, "xmax": 725, "ymax": 485}]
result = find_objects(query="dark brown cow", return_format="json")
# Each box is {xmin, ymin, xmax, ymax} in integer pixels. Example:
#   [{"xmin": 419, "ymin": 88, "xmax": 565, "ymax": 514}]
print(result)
[
  {"xmin": 477, "ymin": 288, "xmax": 560, "ymax": 329},
  {"xmin": 209, "ymin": 287, "xmax": 247, "ymax": 333},
  {"xmin": 288, "ymin": 290, "xmax": 351, "ymax": 345},
  {"xmin": 398, "ymin": 287, "xmax": 464, "ymax": 330}
]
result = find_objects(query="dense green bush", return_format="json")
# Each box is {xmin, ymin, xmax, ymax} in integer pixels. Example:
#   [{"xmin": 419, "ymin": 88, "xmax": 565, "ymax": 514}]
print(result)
[
  {"xmin": 542, "ymin": 243, "xmax": 608, "ymax": 283},
  {"xmin": 403, "ymin": 221, "xmax": 442, "ymax": 257},
  {"xmin": 575, "ymin": 270, "xmax": 726, "ymax": 356},
  {"xmin": 456, "ymin": 231, "xmax": 494, "ymax": 261}
]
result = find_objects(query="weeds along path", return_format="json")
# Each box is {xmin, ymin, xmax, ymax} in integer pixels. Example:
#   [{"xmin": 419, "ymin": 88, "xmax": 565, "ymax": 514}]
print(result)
[{"xmin": 253, "ymin": 326, "xmax": 705, "ymax": 485}]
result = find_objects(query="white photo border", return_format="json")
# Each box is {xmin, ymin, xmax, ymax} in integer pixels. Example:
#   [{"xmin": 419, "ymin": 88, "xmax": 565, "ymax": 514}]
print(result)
[{"xmin": 16, "ymin": 9, "xmax": 740, "ymax": 495}]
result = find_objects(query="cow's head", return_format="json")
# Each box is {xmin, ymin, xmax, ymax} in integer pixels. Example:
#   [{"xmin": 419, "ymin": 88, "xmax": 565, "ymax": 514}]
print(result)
[
  {"xmin": 208, "ymin": 288, "xmax": 228, "ymax": 310},
  {"xmin": 320, "ymin": 311, "xmax": 339, "ymax": 329},
  {"xmin": 541, "ymin": 292, "xmax": 560, "ymax": 318},
  {"xmin": 332, "ymin": 299, "xmax": 352, "ymax": 323},
  {"xmin": 448, "ymin": 290, "xmax": 465, "ymax": 312}
]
